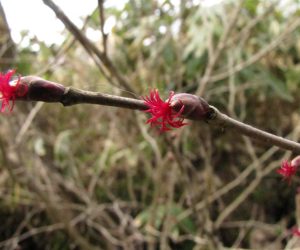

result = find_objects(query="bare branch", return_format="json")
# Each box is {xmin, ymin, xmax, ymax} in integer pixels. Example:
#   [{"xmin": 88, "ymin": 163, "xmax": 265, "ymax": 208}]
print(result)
[
  {"xmin": 196, "ymin": 1, "xmax": 243, "ymax": 96},
  {"xmin": 42, "ymin": 0, "xmax": 134, "ymax": 93},
  {"xmin": 210, "ymin": 17, "xmax": 300, "ymax": 83},
  {"xmin": 19, "ymin": 76, "xmax": 300, "ymax": 153},
  {"xmin": 98, "ymin": 0, "xmax": 108, "ymax": 53}
]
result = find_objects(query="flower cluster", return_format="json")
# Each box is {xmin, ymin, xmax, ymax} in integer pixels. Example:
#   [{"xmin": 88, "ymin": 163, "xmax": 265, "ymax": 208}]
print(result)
[
  {"xmin": 142, "ymin": 89, "xmax": 187, "ymax": 132},
  {"xmin": 276, "ymin": 160, "xmax": 297, "ymax": 185},
  {"xmin": 0, "ymin": 70, "xmax": 27, "ymax": 113},
  {"xmin": 276, "ymin": 157, "xmax": 300, "ymax": 240},
  {"xmin": 292, "ymin": 227, "xmax": 300, "ymax": 237}
]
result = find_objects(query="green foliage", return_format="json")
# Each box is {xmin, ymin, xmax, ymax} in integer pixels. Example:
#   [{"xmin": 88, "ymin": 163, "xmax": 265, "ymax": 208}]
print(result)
[{"xmin": 244, "ymin": 0, "xmax": 259, "ymax": 15}]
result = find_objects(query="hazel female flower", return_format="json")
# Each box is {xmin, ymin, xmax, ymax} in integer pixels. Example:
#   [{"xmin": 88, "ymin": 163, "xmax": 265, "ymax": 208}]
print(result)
[
  {"xmin": 291, "ymin": 227, "xmax": 300, "ymax": 237},
  {"xmin": 143, "ymin": 89, "xmax": 187, "ymax": 132},
  {"xmin": 276, "ymin": 160, "xmax": 297, "ymax": 185},
  {"xmin": 0, "ymin": 70, "xmax": 27, "ymax": 113}
]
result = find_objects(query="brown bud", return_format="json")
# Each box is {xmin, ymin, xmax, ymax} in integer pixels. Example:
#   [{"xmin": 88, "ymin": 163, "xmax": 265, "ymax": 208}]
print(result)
[
  {"xmin": 170, "ymin": 93, "xmax": 210, "ymax": 120},
  {"xmin": 19, "ymin": 76, "xmax": 66, "ymax": 102}
]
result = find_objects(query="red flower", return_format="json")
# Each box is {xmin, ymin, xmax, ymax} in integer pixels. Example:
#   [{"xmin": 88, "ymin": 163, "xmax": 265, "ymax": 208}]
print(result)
[
  {"xmin": 276, "ymin": 160, "xmax": 297, "ymax": 185},
  {"xmin": 0, "ymin": 70, "xmax": 26, "ymax": 113},
  {"xmin": 143, "ymin": 89, "xmax": 187, "ymax": 132},
  {"xmin": 291, "ymin": 227, "xmax": 300, "ymax": 237}
]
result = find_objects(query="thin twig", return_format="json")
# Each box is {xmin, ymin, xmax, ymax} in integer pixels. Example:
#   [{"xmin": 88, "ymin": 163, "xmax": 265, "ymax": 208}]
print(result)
[
  {"xmin": 225, "ymin": 0, "xmax": 279, "ymax": 48},
  {"xmin": 215, "ymin": 156, "xmax": 291, "ymax": 228},
  {"xmin": 0, "ymin": 223, "xmax": 64, "ymax": 248},
  {"xmin": 15, "ymin": 102, "xmax": 44, "ymax": 145},
  {"xmin": 208, "ymin": 106, "xmax": 300, "ymax": 153},
  {"xmin": 42, "ymin": 0, "xmax": 134, "ymax": 93},
  {"xmin": 176, "ymin": 128, "xmax": 298, "ymax": 222},
  {"xmin": 35, "ymin": 13, "xmax": 94, "ymax": 76},
  {"xmin": 196, "ymin": 1, "xmax": 243, "ymax": 96},
  {"xmin": 210, "ymin": 17, "xmax": 300, "ymax": 83},
  {"xmin": 61, "ymin": 86, "xmax": 147, "ymax": 110},
  {"xmin": 98, "ymin": 0, "xmax": 107, "ymax": 54}
]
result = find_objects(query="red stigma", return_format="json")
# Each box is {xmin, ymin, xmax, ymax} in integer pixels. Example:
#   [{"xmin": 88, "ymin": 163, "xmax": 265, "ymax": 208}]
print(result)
[
  {"xmin": 291, "ymin": 227, "xmax": 300, "ymax": 237},
  {"xmin": 0, "ymin": 70, "xmax": 27, "ymax": 113},
  {"xmin": 276, "ymin": 160, "xmax": 297, "ymax": 185},
  {"xmin": 142, "ymin": 89, "xmax": 187, "ymax": 132}
]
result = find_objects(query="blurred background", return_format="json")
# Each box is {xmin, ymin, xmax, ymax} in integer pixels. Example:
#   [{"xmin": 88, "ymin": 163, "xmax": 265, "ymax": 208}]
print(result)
[{"xmin": 1, "ymin": 0, "xmax": 300, "ymax": 249}]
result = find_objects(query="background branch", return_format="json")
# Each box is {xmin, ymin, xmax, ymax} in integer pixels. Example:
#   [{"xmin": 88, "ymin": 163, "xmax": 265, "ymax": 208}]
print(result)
[
  {"xmin": 42, "ymin": 0, "xmax": 134, "ymax": 93},
  {"xmin": 98, "ymin": 0, "xmax": 107, "ymax": 54}
]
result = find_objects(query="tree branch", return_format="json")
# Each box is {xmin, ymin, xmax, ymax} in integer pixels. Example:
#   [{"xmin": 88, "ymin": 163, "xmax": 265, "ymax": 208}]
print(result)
[
  {"xmin": 208, "ymin": 106, "xmax": 300, "ymax": 153},
  {"xmin": 210, "ymin": 17, "xmax": 300, "ymax": 83},
  {"xmin": 196, "ymin": 1, "xmax": 243, "ymax": 96},
  {"xmin": 19, "ymin": 76, "xmax": 300, "ymax": 153},
  {"xmin": 61, "ymin": 86, "xmax": 146, "ymax": 110},
  {"xmin": 98, "ymin": 0, "xmax": 107, "ymax": 54},
  {"xmin": 42, "ymin": 0, "xmax": 134, "ymax": 93}
]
